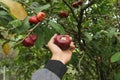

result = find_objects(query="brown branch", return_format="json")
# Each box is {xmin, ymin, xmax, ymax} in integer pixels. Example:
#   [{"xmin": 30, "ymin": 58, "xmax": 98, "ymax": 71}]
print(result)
[
  {"xmin": 62, "ymin": 0, "xmax": 78, "ymax": 22},
  {"xmin": 77, "ymin": 0, "xmax": 95, "ymax": 50}
]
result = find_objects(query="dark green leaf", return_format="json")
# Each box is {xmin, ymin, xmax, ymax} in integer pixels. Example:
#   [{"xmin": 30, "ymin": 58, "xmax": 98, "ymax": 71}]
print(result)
[
  {"xmin": 35, "ymin": 4, "xmax": 50, "ymax": 12},
  {"xmin": 48, "ymin": 21, "xmax": 65, "ymax": 34}
]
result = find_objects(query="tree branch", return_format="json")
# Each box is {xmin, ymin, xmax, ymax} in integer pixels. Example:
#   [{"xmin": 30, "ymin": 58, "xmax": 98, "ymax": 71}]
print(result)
[{"xmin": 77, "ymin": 0, "xmax": 95, "ymax": 50}]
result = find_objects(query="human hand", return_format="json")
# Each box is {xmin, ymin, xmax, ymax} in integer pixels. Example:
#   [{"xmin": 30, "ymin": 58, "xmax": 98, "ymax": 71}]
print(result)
[{"xmin": 47, "ymin": 34, "xmax": 75, "ymax": 64}]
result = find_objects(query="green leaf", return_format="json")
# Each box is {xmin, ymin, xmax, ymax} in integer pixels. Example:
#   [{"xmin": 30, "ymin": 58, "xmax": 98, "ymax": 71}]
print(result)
[
  {"xmin": 44, "ymin": 27, "xmax": 55, "ymax": 43},
  {"xmin": 0, "ymin": 11, "xmax": 8, "ymax": 15},
  {"xmin": 48, "ymin": 21, "xmax": 65, "ymax": 34},
  {"xmin": 8, "ymin": 19, "xmax": 22, "ymax": 27},
  {"xmin": 34, "ymin": 27, "xmax": 45, "ymax": 48},
  {"xmin": 111, "ymin": 52, "xmax": 120, "ymax": 62},
  {"xmin": 12, "ymin": 17, "xmax": 30, "ymax": 34},
  {"xmin": 35, "ymin": 4, "xmax": 50, "ymax": 12},
  {"xmin": 107, "ymin": 27, "xmax": 117, "ymax": 38},
  {"xmin": 115, "ymin": 72, "xmax": 120, "ymax": 80},
  {"xmin": 84, "ymin": 32, "xmax": 93, "ymax": 41}
]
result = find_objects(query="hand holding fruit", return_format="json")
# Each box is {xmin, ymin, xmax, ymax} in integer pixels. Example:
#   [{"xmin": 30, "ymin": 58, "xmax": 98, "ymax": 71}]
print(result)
[
  {"xmin": 47, "ymin": 34, "xmax": 75, "ymax": 64},
  {"xmin": 54, "ymin": 35, "xmax": 72, "ymax": 50}
]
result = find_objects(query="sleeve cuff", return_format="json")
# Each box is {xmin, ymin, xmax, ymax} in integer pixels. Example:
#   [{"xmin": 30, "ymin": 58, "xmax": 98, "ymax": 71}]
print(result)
[{"xmin": 45, "ymin": 60, "xmax": 67, "ymax": 79}]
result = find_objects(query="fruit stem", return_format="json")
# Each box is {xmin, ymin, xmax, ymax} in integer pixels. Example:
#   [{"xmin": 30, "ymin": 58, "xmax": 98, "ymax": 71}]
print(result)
[{"xmin": 29, "ymin": 22, "xmax": 40, "ymax": 32}]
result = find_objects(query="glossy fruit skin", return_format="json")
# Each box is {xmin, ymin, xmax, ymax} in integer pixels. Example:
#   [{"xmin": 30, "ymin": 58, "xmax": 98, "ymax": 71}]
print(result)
[
  {"xmin": 22, "ymin": 34, "xmax": 38, "ymax": 47},
  {"xmin": 72, "ymin": 2, "xmax": 79, "ymax": 8},
  {"xmin": 29, "ymin": 34, "xmax": 38, "ymax": 42},
  {"xmin": 29, "ymin": 16, "xmax": 39, "ymax": 24},
  {"xmin": 22, "ymin": 37, "xmax": 34, "ymax": 47},
  {"xmin": 36, "ymin": 12, "xmax": 46, "ymax": 21},
  {"xmin": 59, "ymin": 11, "xmax": 69, "ymax": 18},
  {"xmin": 54, "ymin": 35, "xmax": 71, "ymax": 50}
]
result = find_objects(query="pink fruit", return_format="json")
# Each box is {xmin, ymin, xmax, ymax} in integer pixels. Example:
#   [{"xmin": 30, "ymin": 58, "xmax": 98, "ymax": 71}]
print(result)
[
  {"xmin": 54, "ymin": 35, "xmax": 71, "ymax": 50},
  {"xmin": 36, "ymin": 12, "xmax": 46, "ymax": 21},
  {"xmin": 22, "ymin": 37, "xmax": 34, "ymax": 47}
]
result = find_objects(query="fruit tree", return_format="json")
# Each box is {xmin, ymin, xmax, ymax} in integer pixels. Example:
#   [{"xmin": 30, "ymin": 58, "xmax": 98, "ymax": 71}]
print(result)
[{"xmin": 0, "ymin": 0, "xmax": 120, "ymax": 80}]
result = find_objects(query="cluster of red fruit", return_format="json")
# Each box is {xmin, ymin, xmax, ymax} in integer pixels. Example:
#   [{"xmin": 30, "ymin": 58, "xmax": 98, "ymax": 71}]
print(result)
[
  {"xmin": 22, "ymin": 34, "xmax": 38, "ymax": 47},
  {"xmin": 22, "ymin": 12, "xmax": 46, "ymax": 47},
  {"xmin": 58, "ymin": 0, "xmax": 83, "ymax": 18},
  {"xmin": 29, "ymin": 12, "xmax": 46, "ymax": 24},
  {"xmin": 22, "ymin": 11, "xmax": 72, "ymax": 50}
]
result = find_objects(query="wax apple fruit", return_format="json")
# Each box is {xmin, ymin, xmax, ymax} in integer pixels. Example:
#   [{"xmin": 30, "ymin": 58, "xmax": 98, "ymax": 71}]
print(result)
[
  {"xmin": 54, "ymin": 35, "xmax": 71, "ymax": 50},
  {"xmin": 22, "ymin": 37, "xmax": 34, "ymax": 47},
  {"xmin": 72, "ymin": 0, "xmax": 83, "ymax": 8},
  {"xmin": 29, "ymin": 16, "xmax": 39, "ymax": 24},
  {"xmin": 29, "ymin": 34, "xmax": 38, "ymax": 42},
  {"xmin": 22, "ymin": 34, "xmax": 38, "ymax": 47},
  {"xmin": 36, "ymin": 12, "xmax": 46, "ymax": 21},
  {"xmin": 72, "ymin": 2, "xmax": 79, "ymax": 8},
  {"xmin": 59, "ymin": 11, "xmax": 69, "ymax": 18},
  {"xmin": 77, "ymin": 0, "xmax": 83, "ymax": 5}
]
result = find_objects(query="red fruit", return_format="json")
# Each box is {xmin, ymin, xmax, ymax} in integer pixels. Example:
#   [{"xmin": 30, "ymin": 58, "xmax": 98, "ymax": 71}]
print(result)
[
  {"xmin": 59, "ymin": 11, "xmax": 69, "ymax": 18},
  {"xmin": 36, "ymin": 12, "xmax": 46, "ymax": 21},
  {"xmin": 22, "ymin": 37, "xmax": 34, "ymax": 47},
  {"xmin": 22, "ymin": 34, "xmax": 38, "ymax": 47},
  {"xmin": 29, "ymin": 16, "xmax": 39, "ymax": 24},
  {"xmin": 29, "ymin": 34, "xmax": 38, "ymax": 42},
  {"xmin": 72, "ymin": 2, "xmax": 79, "ymax": 8},
  {"xmin": 77, "ymin": 0, "xmax": 83, "ymax": 5},
  {"xmin": 54, "ymin": 35, "xmax": 71, "ymax": 50}
]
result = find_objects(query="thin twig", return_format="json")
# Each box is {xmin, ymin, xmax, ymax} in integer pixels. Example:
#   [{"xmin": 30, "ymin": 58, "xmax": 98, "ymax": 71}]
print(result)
[{"xmin": 12, "ymin": 22, "xmax": 41, "ymax": 48}]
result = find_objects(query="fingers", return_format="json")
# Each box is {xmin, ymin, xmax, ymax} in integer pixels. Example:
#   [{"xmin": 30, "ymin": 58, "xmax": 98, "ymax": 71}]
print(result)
[
  {"xmin": 48, "ymin": 34, "xmax": 57, "ymax": 46},
  {"xmin": 48, "ymin": 34, "xmax": 75, "ymax": 52},
  {"xmin": 69, "ymin": 42, "xmax": 75, "ymax": 52}
]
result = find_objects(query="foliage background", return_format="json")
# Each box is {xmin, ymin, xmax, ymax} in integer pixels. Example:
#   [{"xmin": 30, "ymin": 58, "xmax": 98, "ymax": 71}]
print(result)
[{"xmin": 0, "ymin": 0, "xmax": 120, "ymax": 80}]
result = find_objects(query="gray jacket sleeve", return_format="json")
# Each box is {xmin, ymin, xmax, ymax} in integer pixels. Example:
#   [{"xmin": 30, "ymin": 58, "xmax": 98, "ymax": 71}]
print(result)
[{"xmin": 32, "ymin": 60, "xmax": 67, "ymax": 80}]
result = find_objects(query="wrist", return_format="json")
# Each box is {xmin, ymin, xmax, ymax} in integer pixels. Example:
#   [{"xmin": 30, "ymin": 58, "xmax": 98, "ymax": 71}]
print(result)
[{"xmin": 51, "ymin": 56, "xmax": 66, "ymax": 64}]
